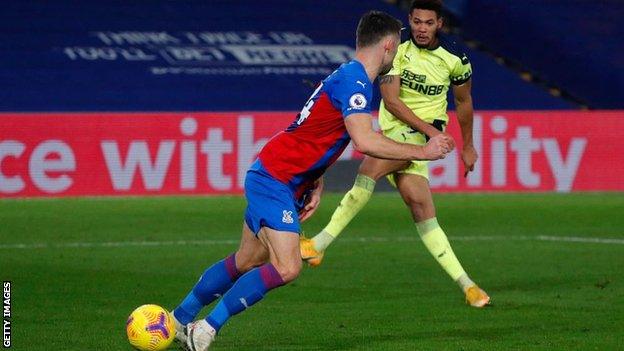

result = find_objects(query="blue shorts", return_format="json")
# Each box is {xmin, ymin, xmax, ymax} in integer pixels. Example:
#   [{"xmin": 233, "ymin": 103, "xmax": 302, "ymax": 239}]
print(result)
[{"xmin": 244, "ymin": 160, "xmax": 302, "ymax": 235}]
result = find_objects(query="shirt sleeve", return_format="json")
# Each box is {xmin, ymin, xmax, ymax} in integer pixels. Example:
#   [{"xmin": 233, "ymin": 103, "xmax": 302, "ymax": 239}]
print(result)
[
  {"xmin": 450, "ymin": 52, "xmax": 472, "ymax": 85},
  {"xmin": 330, "ymin": 74, "xmax": 373, "ymax": 118}
]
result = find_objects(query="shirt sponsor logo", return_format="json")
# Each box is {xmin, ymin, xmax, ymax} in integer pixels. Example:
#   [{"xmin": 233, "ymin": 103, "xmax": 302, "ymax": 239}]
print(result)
[{"xmin": 400, "ymin": 69, "xmax": 444, "ymax": 96}]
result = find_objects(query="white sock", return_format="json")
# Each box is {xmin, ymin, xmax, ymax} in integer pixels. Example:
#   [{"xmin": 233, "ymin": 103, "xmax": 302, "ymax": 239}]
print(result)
[
  {"xmin": 312, "ymin": 230, "xmax": 335, "ymax": 252},
  {"xmin": 456, "ymin": 273, "xmax": 475, "ymax": 292}
]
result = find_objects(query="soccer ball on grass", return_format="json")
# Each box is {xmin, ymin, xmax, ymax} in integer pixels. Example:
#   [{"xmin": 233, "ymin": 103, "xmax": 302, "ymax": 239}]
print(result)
[{"xmin": 126, "ymin": 304, "xmax": 175, "ymax": 351}]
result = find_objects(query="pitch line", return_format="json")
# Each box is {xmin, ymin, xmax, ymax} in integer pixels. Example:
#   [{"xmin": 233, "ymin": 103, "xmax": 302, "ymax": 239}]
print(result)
[{"xmin": 0, "ymin": 235, "xmax": 623, "ymax": 250}]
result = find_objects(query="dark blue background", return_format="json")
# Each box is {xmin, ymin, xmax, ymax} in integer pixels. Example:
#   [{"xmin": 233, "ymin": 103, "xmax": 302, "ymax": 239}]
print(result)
[{"xmin": 0, "ymin": 0, "xmax": 574, "ymax": 111}]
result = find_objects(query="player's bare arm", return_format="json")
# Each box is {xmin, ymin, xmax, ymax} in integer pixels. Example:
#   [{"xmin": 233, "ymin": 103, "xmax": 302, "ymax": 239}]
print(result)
[
  {"xmin": 379, "ymin": 74, "xmax": 444, "ymax": 139},
  {"xmin": 299, "ymin": 177, "xmax": 323, "ymax": 222},
  {"xmin": 452, "ymin": 79, "xmax": 478, "ymax": 177},
  {"xmin": 345, "ymin": 113, "xmax": 452, "ymax": 160}
]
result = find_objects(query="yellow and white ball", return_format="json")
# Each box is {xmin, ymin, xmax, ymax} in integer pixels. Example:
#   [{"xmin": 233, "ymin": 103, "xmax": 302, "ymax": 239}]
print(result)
[{"xmin": 126, "ymin": 304, "xmax": 175, "ymax": 351}]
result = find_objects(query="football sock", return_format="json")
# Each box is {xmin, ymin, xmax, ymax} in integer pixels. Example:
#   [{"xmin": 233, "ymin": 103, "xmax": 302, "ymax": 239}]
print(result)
[
  {"xmin": 314, "ymin": 174, "xmax": 375, "ymax": 251},
  {"xmin": 312, "ymin": 230, "xmax": 334, "ymax": 252},
  {"xmin": 174, "ymin": 253, "xmax": 241, "ymax": 324},
  {"xmin": 456, "ymin": 273, "xmax": 476, "ymax": 292},
  {"xmin": 206, "ymin": 263, "xmax": 284, "ymax": 332},
  {"xmin": 416, "ymin": 218, "xmax": 472, "ymax": 290}
]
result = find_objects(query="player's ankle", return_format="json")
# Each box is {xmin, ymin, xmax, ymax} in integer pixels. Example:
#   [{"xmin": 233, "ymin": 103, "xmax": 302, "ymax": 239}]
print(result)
[
  {"xmin": 456, "ymin": 274, "xmax": 475, "ymax": 292},
  {"xmin": 313, "ymin": 230, "xmax": 335, "ymax": 252}
]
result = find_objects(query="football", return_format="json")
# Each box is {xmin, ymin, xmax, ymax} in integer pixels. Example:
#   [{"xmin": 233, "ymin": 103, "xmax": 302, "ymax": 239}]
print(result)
[{"xmin": 126, "ymin": 304, "xmax": 176, "ymax": 351}]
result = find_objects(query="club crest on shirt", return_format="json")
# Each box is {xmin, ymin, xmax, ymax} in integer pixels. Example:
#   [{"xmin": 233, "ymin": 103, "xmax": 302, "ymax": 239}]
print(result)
[
  {"xmin": 282, "ymin": 210, "xmax": 294, "ymax": 224},
  {"xmin": 348, "ymin": 93, "xmax": 367, "ymax": 110}
]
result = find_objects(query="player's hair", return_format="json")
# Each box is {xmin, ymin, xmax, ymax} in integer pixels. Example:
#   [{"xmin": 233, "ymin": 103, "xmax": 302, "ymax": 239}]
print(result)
[
  {"xmin": 410, "ymin": 0, "xmax": 443, "ymax": 18},
  {"xmin": 356, "ymin": 11, "xmax": 403, "ymax": 48}
]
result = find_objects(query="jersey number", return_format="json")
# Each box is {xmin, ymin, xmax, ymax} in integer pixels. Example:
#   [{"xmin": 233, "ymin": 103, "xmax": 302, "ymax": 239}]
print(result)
[{"xmin": 296, "ymin": 83, "xmax": 323, "ymax": 125}]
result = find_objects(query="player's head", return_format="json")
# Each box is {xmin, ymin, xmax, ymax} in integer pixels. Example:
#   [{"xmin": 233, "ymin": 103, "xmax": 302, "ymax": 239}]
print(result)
[
  {"xmin": 356, "ymin": 11, "xmax": 402, "ymax": 75},
  {"xmin": 408, "ymin": 0, "xmax": 443, "ymax": 48}
]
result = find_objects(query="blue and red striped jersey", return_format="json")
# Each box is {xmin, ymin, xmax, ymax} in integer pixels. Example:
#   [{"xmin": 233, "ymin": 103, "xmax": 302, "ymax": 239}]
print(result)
[{"xmin": 258, "ymin": 59, "xmax": 372, "ymax": 198}]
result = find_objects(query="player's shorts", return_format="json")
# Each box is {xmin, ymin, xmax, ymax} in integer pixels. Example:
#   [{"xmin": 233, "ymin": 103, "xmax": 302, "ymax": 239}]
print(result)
[
  {"xmin": 383, "ymin": 120, "xmax": 446, "ymax": 186},
  {"xmin": 244, "ymin": 159, "xmax": 301, "ymax": 236}
]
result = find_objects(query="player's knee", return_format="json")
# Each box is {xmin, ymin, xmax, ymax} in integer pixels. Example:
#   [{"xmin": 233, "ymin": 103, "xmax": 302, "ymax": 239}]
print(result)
[
  {"xmin": 274, "ymin": 260, "xmax": 302, "ymax": 283},
  {"xmin": 358, "ymin": 168, "xmax": 382, "ymax": 181},
  {"xmin": 357, "ymin": 165, "xmax": 385, "ymax": 181}
]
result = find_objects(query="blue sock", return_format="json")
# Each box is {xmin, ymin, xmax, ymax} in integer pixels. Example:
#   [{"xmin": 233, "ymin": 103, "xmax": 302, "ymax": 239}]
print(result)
[
  {"xmin": 206, "ymin": 263, "xmax": 284, "ymax": 332},
  {"xmin": 174, "ymin": 253, "xmax": 241, "ymax": 324}
]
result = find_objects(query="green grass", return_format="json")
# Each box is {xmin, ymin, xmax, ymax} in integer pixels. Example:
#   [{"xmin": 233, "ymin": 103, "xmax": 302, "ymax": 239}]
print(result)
[{"xmin": 1, "ymin": 193, "xmax": 623, "ymax": 350}]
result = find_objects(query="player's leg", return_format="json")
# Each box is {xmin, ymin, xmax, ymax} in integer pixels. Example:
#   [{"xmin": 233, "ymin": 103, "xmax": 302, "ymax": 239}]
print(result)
[
  {"xmin": 302, "ymin": 156, "xmax": 408, "ymax": 266},
  {"xmin": 182, "ymin": 224, "xmax": 272, "ymax": 350},
  {"xmin": 172, "ymin": 223, "xmax": 266, "ymax": 323},
  {"xmin": 186, "ymin": 227, "xmax": 300, "ymax": 351},
  {"xmin": 185, "ymin": 163, "xmax": 304, "ymax": 350},
  {"xmin": 323, "ymin": 156, "xmax": 408, "ymax": 240},
  {"xmin": 395, "ymin": 173, "xmax": 490, "ymax": 307},
  {"xmin": 204, "ymin": 226, "xmax": 298, "ymax": 331},
  {"xmin": 171, "ymin": 222, "xmax": 267, "ymax": 342}
]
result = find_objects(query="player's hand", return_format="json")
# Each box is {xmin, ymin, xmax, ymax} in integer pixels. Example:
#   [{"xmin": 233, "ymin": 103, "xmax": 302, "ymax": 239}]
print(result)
[
  {"xmin": 440, "ymin": 132, "xmax": 455, "ymax": 149},
  {"xmin": 462, "ymin": 144, "xmax": 478, "ymax": 177},
  {"xmin": 299, "ymin": 179, "xmax": 323, "ymax": 222},
  {"xmin": 299, "ymin": 192, "xmax": 320, "ymax": 222},
  {"xmin": 423, "ymin": 133, "xmax": 454, "ymax": 160}
]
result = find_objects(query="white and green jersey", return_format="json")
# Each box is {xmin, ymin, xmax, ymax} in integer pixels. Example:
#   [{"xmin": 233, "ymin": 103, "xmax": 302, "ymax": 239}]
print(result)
[{"xmin": 379, "ymin": 38, "xmax": 472, "ymax": 131}]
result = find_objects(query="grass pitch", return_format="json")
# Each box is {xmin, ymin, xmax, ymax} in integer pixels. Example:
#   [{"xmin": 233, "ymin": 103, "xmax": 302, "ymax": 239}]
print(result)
[{"xmin": 1, "ymin": 193, "xmax": 623, "ymax": 350}]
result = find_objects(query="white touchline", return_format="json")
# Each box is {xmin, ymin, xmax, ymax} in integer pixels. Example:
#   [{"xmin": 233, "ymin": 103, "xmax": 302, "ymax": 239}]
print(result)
[{"xmin": 0, "ymin": 235, "xmax": 623, "ymax": 250}]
